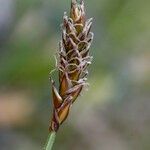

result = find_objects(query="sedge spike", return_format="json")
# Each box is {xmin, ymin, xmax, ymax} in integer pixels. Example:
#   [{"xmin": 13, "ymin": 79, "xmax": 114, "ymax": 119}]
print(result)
[{"xmin": 49, "ymin": 0, "xmax": 94, "ymax": 132}]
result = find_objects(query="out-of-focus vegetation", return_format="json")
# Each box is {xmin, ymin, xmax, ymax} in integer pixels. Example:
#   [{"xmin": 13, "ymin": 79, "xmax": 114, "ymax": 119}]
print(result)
[{"xmin": 0, "ymin": 0, "xmax": 150, "ymax": 150}]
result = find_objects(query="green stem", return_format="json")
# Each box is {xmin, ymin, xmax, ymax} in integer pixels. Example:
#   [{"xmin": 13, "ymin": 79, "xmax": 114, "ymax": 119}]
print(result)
[{"xmin": 44, "ymin": 131, "xmax": 56, "ymax": 150}]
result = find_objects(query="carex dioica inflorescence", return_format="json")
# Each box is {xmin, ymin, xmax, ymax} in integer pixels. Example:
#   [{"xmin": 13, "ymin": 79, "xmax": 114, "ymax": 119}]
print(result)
[{"xmin": 49, "ymin": 0, "xmax": 94, "ymax": 132}]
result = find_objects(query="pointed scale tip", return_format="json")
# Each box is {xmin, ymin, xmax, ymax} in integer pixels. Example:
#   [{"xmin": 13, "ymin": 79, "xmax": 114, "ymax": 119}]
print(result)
[
  {"xmin": 80, "ymin": 0, "xmax": 84, "ymax": 4},
  {"xmin": 71, "ymin": 0, "xmax": 76, "ymax": 5},
  {"xmin": 71, "ymin": 0, "xmax": 76, "ymax": 2},
  {"xmin": 71, "ymin": 0, "xmax": 84, "ymax": 5},
  {"xmin": 77, "ymin": 0, "xmax": 84, "ymax": 5},
  {"xmin": 52, "ymin": 82, "xmax": 63, "ymax": 109}
]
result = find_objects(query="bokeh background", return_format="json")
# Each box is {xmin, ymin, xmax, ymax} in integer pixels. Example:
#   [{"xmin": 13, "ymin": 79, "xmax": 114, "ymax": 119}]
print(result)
[{"xmin": 0, "ymin": 0, "xmax": 150, "ymax": 150}]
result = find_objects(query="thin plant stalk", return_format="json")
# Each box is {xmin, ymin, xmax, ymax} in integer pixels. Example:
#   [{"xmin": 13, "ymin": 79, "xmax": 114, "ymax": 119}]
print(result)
[{"xmin": 44, "ymin": 132, "xmax": 56, "ymax": 150}]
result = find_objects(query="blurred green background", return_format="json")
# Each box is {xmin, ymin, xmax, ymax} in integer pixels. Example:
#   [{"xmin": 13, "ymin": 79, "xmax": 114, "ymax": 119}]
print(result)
[{"xmin": 0, "ymin": 0, "xmax": 150, "ymax": 150}]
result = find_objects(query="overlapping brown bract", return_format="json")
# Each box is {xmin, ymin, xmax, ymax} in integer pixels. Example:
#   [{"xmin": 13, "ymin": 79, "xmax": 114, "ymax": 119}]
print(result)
[{"xmin": 49, "ymin": 0, "xmax": 93, "ymax": 132}]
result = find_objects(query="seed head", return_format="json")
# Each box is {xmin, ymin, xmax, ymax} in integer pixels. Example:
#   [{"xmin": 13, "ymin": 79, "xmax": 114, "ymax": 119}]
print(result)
[{"xmin": 49, "ymin": 0, "xmax": 93, "ymax": 132}]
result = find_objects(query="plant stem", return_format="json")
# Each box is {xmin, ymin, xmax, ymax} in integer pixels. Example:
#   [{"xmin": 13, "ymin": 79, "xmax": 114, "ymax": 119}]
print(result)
[{"xmin": 44, "ymin": 131, "xmax": 56, "ymax": 150}]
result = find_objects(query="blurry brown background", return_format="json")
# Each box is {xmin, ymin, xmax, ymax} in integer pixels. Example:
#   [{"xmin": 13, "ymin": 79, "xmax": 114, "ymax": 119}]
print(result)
[{"xmin": 0, "ymin": 0, "xmax": 150, "ymax": 150}]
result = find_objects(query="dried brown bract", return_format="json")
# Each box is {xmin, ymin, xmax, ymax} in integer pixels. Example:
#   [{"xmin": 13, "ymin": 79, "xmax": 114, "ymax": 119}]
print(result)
[{"xmin": 49, "ymin": 0, "xmax": 93, "ymax": 132}]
